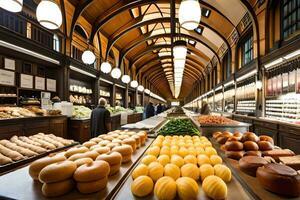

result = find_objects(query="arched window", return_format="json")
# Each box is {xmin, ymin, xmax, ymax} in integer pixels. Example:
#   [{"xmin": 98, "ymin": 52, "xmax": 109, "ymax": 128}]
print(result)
[
  {"xmin": 53, "ymin": 34, "xmax": 60, "ymax": 52},
  {"xmin": 74, "ymin": 25, "xmax": 88, "ymax": 39}
]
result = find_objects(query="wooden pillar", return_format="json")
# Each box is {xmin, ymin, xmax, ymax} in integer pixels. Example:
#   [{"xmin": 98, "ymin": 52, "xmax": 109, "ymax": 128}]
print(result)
[
  {"xmin": 142, "ymin": 92, "xmax": 145, "ymax": 106},
  {"xmin": 124, "ymin": 85, "xmax": 129, "ymax": 108},
  {"xmin": 111, "ymin": 84, "xmax": 116, "ymax": 107},
  {"xmin": 134, "ymin": 89, "xmax": 138, "ymax": 107},
  {"xmin": 59, "ymin": 58, "xmax": 70, "ymax": 101},
  {"xmin": 94, "ymin": 79, "xmax": 100, "ymax": 107}
]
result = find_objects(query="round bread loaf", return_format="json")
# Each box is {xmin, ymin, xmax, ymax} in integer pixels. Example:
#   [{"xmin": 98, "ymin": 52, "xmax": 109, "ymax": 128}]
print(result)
[
  {"xmin": 82, "ymin": 141, "xmax": 97, "ymax": 149},
  {"xmin": 90, "ymin": 146, "xmax": 110, "ymax": 154},
  {"xmin": 239, "ymin": 156, "xmax": 268, "ymax": 176},
  {"xmin": 73, "ymin": 160, "xmax": 110, "ymax": 182},
  {"xmin": 225, "ymin": 151, "xmax": 244, "ymax": 160},
  {"xmin": 233, "ymin": 132, "xmax": 242, "ymax": 138},
  {"xmin": 213, "ymin": 132, "xmax": 222, "ymax": 139},
  {"xmin": 257, "ymin": 141, "xmax": 274, "ymax": 151},
  {"xmin": 132, "ymin": 135, "xmax": 141, "ymax": 148},
  {"xmin": 103, "ymin": 135, "xmax": 114, "ymax": 141},
  {"xmin": 39, "ymin": 160, "xmax": 77, "ymax": 183},
  {"xmin": 216, "ymin": 136, "xmax": 228, "ymax": 145},
  {"xmin": 243, "ymin": 141, "xmax": 259, "ymax": 151},
  {"xmin": 106, "ymin": 142, "xmax": 120, "ymax": 149},
  {"xmin": 74, "ymin": 157, "xmax": 93, "ymax": 167},
  {"xmin": 223, "ymin": 131, "xmax": 233, "ymax": 137},
  {"xmin": 76, "ymin": 177, "xmax": 108, "ymax": 194},
  {"xmin": 259, "ymin": 135, "xmax": 274, "ymax": 145},
  {"xmin": 112, "ymin": 145, "xmax": 133, "ymax": 160},
  {"xmin": 122, "ymin": 138, "xmax": 137, "ymax": 152},
  {"xmin": 243, "ymin": 151, "xmax": 262, "ymax": 157},
  {"xmin": 90, "ymin": 137, "xmax": 102, "ymax": 143},
  {"xmin": 98, "ymin": 140, "xmax": 110, "ymax": 146},
  {"xmin": 68, "ymin": 150, "xmax": 99, "ymax": 161},
  {"xmin": 109, "ymin": 163, "xmax": 121, "ymax": 176},
  {"xmin": 122, "ymin": 154, "xmax": 132, "ymax": 163},
  {"xmin": 137, "ymin": 133, "xmax": 146, "ymax": 145},
  {"xmin": 241, "ymin": 132, "xmax": 259, "ymax": 143},
  {"xmin": 64, "ymin": 146, "xmax": 89, "ymax": 158},
  {"xmin": 256, "ymin": 163, "xmax": 300, "ymax": 196},
  {"xmin": 96, "ymin": 151, "xmax": 122, "ymax": 165},
  {"xmin": 224, "ymin": 141, "xmax": 243, "ymax": 151},
  {"xmin": 112, "ymin": 139, "xmax": 122, "ymax": 144},
  {"xmin": 29, "ymin": 154, "xmax": 66, "ymax": 180},
  {"xmin": 227, "ymin": 137, "xmax": 240, "ymax": 142},
  {"xmin": 42, "ymin": 179, "xmax": 74, "ymax": 197}
]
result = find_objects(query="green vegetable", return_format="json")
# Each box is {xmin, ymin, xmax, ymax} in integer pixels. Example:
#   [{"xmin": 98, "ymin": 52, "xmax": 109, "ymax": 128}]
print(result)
[{"xmin": 158, "ymin": 119, "xmax": 200, "ymax": 136}]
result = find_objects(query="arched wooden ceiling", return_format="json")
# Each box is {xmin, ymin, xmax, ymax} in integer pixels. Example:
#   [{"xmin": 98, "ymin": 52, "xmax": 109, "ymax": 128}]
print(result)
[{"xmin": 65, "ymin": 0, "xmax": 257, "ymax": 100}]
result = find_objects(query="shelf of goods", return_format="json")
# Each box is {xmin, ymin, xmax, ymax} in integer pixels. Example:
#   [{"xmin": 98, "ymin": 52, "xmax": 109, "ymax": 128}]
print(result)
[
  {"xmin": 214, "ymin": 92, "xmax": 223, "ymax": 112},
  {"xmin": 0, "ymin": 130, "xmax": 151, "ymax": 199},
  {"xmin": 236, "ymin": 80, "xmax": 256, "ymax": 115},
  {"xmin": 211, "ymin": 130, "xmax": 300, "ymax": 199},
  {"xmin": 224, "ymin": 87, "xmax": 235, "ymax": 113}
]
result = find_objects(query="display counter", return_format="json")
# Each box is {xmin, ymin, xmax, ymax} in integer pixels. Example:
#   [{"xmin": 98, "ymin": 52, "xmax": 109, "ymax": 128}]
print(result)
[
  {"xmin": 0, "ymin": 115, "xmax": 68, "ymax": 140},
  {"xmin": 68, "ymin": 118, "xmax": 90, "ymax": 143},
  {"xmin": 127, "ymin": 113, "xmax": 143, "ymax": 124}
]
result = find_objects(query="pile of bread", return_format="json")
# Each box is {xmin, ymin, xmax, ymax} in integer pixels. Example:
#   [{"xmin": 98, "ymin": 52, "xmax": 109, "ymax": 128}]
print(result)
[
  {"xmin": 28, "ymin": 130, "xmax": 148, "ymax": 197},
  {"xmin": 0, "ymin": 133, "xmax": 75, "ymax": 165},
  {"xmin": 130, "ymin": 135, "xmax": 232, "ymax": 200},
  {"xmin": 197, "ymin": 115, "xmax": 238, "ymax": 125}
]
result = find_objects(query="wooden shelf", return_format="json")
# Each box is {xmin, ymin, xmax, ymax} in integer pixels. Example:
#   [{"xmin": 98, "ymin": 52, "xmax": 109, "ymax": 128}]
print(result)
[{"xmin": 70, "ymin": 91, "xmax": 93, "ymax": 95}]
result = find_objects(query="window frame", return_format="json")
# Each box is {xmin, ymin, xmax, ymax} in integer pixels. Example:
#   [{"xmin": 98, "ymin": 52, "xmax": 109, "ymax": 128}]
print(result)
[{"xmin": 281, "ymin": 0, "xmax": 300, "ymax": 39}]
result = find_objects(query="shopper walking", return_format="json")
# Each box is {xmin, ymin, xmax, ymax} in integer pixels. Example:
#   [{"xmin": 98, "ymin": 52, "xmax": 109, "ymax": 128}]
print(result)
[
  {"xmin": 145, "ymin": 102, "xmax": 155, "ymax": 118},
  {"xmin": 90, "ymin": 98, "xmax": 111, "ymax": 137}
]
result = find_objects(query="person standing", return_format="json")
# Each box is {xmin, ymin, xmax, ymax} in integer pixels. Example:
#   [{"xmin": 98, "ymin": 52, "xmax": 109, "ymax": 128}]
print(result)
[
  {"xmin": 156, "ymin": 103, "xmax": 162, "ymax": 114},
  {"xmin": 200, "ymin": 101, "xmax": 211, "ymax": 115},
  {"xmin": 90, "ymin": 98, "xmax": 111, "ymax": 137},
  {"xmin": 145, "ymin": 102, "xmax": 155, "ymax": 118}
]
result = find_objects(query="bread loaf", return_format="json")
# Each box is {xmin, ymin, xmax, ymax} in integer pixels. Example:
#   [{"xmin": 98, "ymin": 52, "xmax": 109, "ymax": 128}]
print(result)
[
  {"xmin": 76, "ymin": 177, "xmax": 108, "ymax": 194},
  {"xmin": 82, "ymin": 141, "xmax": 97, "ymax": 148},
  {"xmin": 90, "ymin": 146, "xmax": 110, "ymax": 154},
  {"xmin": 96, "ymin": 151, "xmax": 122, "ymax": 165},
  {"xmin": 112, "ymin": 145, "xmax": 133, "ymax": 163},
  {"xmin": 0, "ymin": 144, "xmax": 24, "ymax": 161},
  {"xmin": 74, "ymin": 157, "xmax": 93, "ymax": 167},
  {"xmin": 10, "ymin": 136, "xmax": 47, "ymax": 154},
  {"xmin": 0, "ymin": 153, "xmax": 13, "ymax": 165},
  {"xmin": 35, "ymin": 133, "xmax": 64, "ymax": 148},
  {"xmin": 122, "ymin": 138, "xmax": 137, "ymax": 152},
  {"xmin": 64, "ymin": 146, "xmax": 89, "ymax": 158},
  {"xmin": 239, "ymin": 156, "xmax": 268, "ymax": 177},
  {"xmin": 224, "ymin": 141, "xmax": 243, "ymax": 151},
  {"xmin": 73, "ymin": 160, "xmax": 110, "ymax": 182},
  {"xmin": 243, "ymin": 151, "xmax": 262, "ymax": 157},
  {"xmin": 259, "ymin": 135, "xmax": 274, "ymax": 145},
  {"xmin": 109, "ymin": 163, "xmax": 121, "ymax": 176},
  {"xmin": 225, "ymin": 151, "xmax": 244, "ymax": 160},
  {"xmin": 243, "ymin": 141, "xmax": 259, "ymax": 151},
  {"xmin": 68, "ymin": 150, "xmax": 99, "ymax": 161},
  {"xmin": 18, "ymin": 136, "xmax": 42, "ymax": 147},
  {"xmin": 42, "ymin": 179, "xmax": 74, "ymax": 197},
  {"xmin": 257, "ymin": 141, "xmax": 274, "ymax": 151},
  {"xmin": 28, "ymin": 137, "xmax": 56, "ymax": 150},
  {"xmin": 47, "ymin": 134, "xmax": 74, "ymax": 146},
  {"xmin": 0, "ymin": 140, "xmax": 37, "ymax": 157},
  {"xmin": 241, "ymin": 132, "xmax": 259, "ymax": 143}
]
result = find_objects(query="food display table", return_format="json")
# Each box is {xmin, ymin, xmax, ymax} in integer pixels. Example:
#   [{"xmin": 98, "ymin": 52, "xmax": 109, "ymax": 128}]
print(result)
[
  {"xmin": 0, "ymin": 139, "xmax": 154, "ymax": 200},
  {"xmin": 68, "ymin": 118, "xmax": 90, "ymax": 143}
]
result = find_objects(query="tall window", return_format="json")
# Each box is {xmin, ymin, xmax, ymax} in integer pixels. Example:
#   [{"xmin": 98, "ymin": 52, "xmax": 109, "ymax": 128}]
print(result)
[
  {"xmin": 243, "ymin": 34, "xmax": 253, "ymax": 65},
  {"xmin": 282, "ymin": 0, "xmax": 300, "ymax": 39},
  {"xmin": 53, "ymin": 34, "xmax": 60, "ymax": 52}
]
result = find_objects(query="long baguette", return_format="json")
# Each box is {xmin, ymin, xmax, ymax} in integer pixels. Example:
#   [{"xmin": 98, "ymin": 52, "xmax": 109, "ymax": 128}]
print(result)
[
  {"xmin": 28, "ymin": 137, "xmax": 56, "ymax": 150},
  {"xmin": 0, "ymin": 144, "xmax": 24, "ymax": 161},
  {"xmin": 0, "ymin": 152, "xmax": 13, "ymax": 165},
  {"xmin": 0, "ymin": 140, "xmax": 37, "ymax": 157},
  {"xmin": 10, "ymin": 136, "xmax": 47, "ymax": 154},
  {"xmin": 19, "ymin": 136, "xmax": 42, "ymax": 147},
  {"xmin": 47, "ymin": 134, "xmax": 74, "ymax": 146},
  {"xmin": 35, "ymin": 133, "xmax": 64, "ymax": 148}
]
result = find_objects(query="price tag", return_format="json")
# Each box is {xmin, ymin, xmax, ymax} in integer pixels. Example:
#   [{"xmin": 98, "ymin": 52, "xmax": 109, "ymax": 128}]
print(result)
[
  {"xmin": 20, "ymin": 74, "xmax": 33, "ymax": 88},
  {"xmin": 4, "ymin": 58, "xmax": 15, "ymax": 70},
  {"xmin": 0, "ymin": 69, "xmax": 14, "ymax": 86},
  {"xmin": 35, "ymin": 76, "xmax": 45, "ymax": 90},
  {"xmin": 47, "ymin": 78, "xmax": 56, "ymax": 92}
]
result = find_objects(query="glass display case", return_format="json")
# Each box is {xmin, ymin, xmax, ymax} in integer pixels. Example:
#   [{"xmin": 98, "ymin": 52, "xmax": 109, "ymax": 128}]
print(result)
[{"xmin": 236, "ymin": 77, "xmax": 256, "ymax": 115}]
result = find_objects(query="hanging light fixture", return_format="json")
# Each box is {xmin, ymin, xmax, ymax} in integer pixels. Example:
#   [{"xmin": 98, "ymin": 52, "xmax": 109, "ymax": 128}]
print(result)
[
  {"xmin": 179, "ymin": 0, "xmax": 201, "ymax": 30},
  {"xmin": 138, "ymin": 85, "xmax": 144, "ymax": 92},
  {"xmin": 144, "ymin": 89, "xmax": 150, "ymax": 94},
  {"xmin": 82, "ymin": 50, "xmax": 96, "ymax": 65},
  {"xmin": 36, "ymin": 0, "xmax": 62, "ymax": 30},
  {"xmin": 121, "ymin": 75, "xmax": 131, "ymax": 84},
  {"xmin": 130, "ymin": 80, "xmax": 138, "ymax": 88},
  {"xmin": 111, "ymin": 68, "xmax": 121, "ymax": 79},
  {"xmin": 100, "ymin": 62, "xmax": 112, "ymax": 73},
  {"xmin": 173, "ymin": 40, "xmax": 187, "ymax": 99},
  {"xmin": 173, "ymin": 40, "xmax": 187, "ymax": 60},
  {"xmin": 256, "ymin": 80, "xmax": 263, "ymax": 90},
  {"xmin": 0, "ymin": 0, "xmax": 23, "ymax": 12}
]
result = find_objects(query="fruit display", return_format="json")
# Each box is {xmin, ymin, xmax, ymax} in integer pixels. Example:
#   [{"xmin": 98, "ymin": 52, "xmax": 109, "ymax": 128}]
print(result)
[
  {"xmin": 197, "ymin": 115, "xmax": 239, "ymax": 125},
  {"xmin": 72, "ymin": 105, "xmax": 92, "ymax": 119},
  {"xmin": 28, "ymin": 129, "xmax": 148, "ymax": 197},
  {"xmin": 0, "ymin": 133, "xmax": 75, "ymax": 166},
  {"xmin": 130, "ymin": 135, "xmax": 232, "ymax": 199},
  {"xmin": 158, "ymin": 119, "xmax": 200, "ymax": 136}
]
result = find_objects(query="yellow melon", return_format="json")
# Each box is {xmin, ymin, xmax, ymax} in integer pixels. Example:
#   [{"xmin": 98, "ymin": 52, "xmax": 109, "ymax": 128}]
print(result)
[
  {"xmin": 154, "ymin": 176, "xmax": 177, "ymax": 200},
  {"xmin": 164, "ymin": 163, "xmax": 180, "ymax": 180},
  {"xmin": 157, "ymin": 155, "xmax": 170, "ymax": 166},
  {"xmin": 205, "ymin": 147, "xmax": 217, "ymax": 157},
  {"xmin": 214, "ymin": 164, "xmax": 231, "ymax": 182},
  {"xmin": 195, "ymin": 147, "xmax": 205, "ymax": 155},
  {"xmin": 197, "ymin": 154, "xmax": 211, "ymax": 166},
  {"xmin": 160, "ymin": 146, "xmax": 170, "ymax": 156},
  {"xmin": 176, "ymin": 177, "xmax": 199, "ymax": 200},
  {"xmin": 132, "ymin": 164, "xmax": 149, "ymax": 180},
  {"xmin": 147, "ymin": 146, "xmax": 160, "ymax": 157},
  {"xmin": 181, "ymin": 163, "xmax": 200, "ymax": 181},
  {"xmin": 170, "ymin": 155, "xmax": 185, "ymax": 168},
  {"xmin": 178, "ymin": 147, "xmax": 188, "ymax": 158},
  {"xmin": 148, "ymin": 162, "xmax": 164, "ymax": 182},
  {"xmin": 131, "ymin": 175, "xmax": 154, "ymax": 197},
  {"xmin": 210, "ymin": 155, "xmax": 222, "ymax": 166},
  {"xmin": 202, "ymin": 175, "xmax": 227, "ymax": 200},
  {"xmin": 141, "ymin": 155, "xmax": 157, "ymax": 165},
  {"xmin": 199, "ymin": 164, "xmax": 214, "ymax": 181},
  {"xmin": 183, "ymin": 155, "xmax": 197, "ymax": 165}
]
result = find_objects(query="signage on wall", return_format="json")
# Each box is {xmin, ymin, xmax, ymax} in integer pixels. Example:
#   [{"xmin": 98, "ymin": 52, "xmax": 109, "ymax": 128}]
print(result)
[
  {"xmin": 0, "ymin": 69, "xmax": 14, "ymax": 86},
  {"xmin": 47, "ymin": 78, "xmax": 56, "ymax": 92},
  {"xmin": 4, "ymin": 58, "xmax": 15, "ymax": 70},
  {"xmin": 35, "ymin": 76, "xmax": 45, "ymax": 90},
  {"xmin": 20, "ymin": 74, "xmax": 33, "ymax": 88}
]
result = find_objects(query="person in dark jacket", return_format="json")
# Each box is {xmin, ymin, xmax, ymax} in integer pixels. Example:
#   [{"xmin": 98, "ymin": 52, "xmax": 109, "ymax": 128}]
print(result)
[
  {"xmin": 156, "ymin": 103, "xmax": 163, "ymax": 114},
  {"xmin": 145, "ymin": 102, "xmax": 155, "ymax": 118},
  {"xmin": 200, "ymin": 101, "xmax": 211, "ymax": 115},
  {"xmin": 90, "ymin": 98, "xmax": 111, "ymax": 137}
]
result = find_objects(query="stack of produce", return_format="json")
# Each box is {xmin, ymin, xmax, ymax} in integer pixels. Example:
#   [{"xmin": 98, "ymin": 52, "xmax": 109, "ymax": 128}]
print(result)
[
  {"xmin": 130, "ymin": 135, "xmax": 231, "ymax": 199},
  {"xmin": 197, "ymin": 115, "xmax": 238, "ymax": 125},
  {"xmin": 72, "ymin": 105, "xmax": 92, "ymax": 119},
  {"xmin": 28, "ymin": 130, "xmax": 148, "ymax": 197},
  {"xmin": 158, "ymin": 119, "xmax": 199, "ymax": 136},
  {"xmin": 0, "ymin": 133, "xmax": 75, "ymax": 165},
  {"xmin": 213, "ymin": 131, "xmax": 295, "ymax": 160}
]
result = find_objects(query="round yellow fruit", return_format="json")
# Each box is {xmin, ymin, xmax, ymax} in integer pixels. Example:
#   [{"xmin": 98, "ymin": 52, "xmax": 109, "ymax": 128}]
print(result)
[
  {"xmin": 132, "ymin": 164, "xmax": 149, "ymax": 179},
  {"xmin": 162, "ymin": 140, "xmax": 171, "ymax": 147},
  {"xmin": 184, "ymin": 155, "xmax": 197, "ymax": 165},
  {"xmin": 170, "ymin": 155, "xmax": 184, "ymax": 168},
  {"xmin": 131, "ymin": 175, "xmax": 154, "ymax": 197},
  {"xmin": 203, "ymin": 141, "xmax": 212, "ymax": 148},
  {"xmin": 205, "ymin": 147, "xmax": 217, "ymax": 157},
  {"xmin": 195, "ymin": 147, "xmax": 205, "ymax": 155},
  {"xmin": 181, "ymin": 163, "xmax": 200, "ymax": 181},
  {"xmin": 214, "ymin": 164, "xmax": 231, "ymax": 182},
  {"xmin": 197, "ymin": 154, "xmax": 211, "ymax": 166},
  {"xmin": 154, "ymin": 176, "xmax": 177, "ymax": 200},
  {"xmin": 147, "ymin": 146, "xmax": 160, "ymax": 157},
  {"xmin": 202, "ymin": 175, "xmax": 227, "ymax": 200},
  {"xmin": 160, "ymin": 146, "xmax": 170, "ymax": 156},
  {"xmin": 157, "ymin": 135, "xmax": 164, "ymax": 140},
  {"xmin": 210, "ymin": 155, "xmax": 222, "ymax": 166},
  {"xmin": 148, "ymin": 162, "xmax": 164, "ymax": 182},
  {"xmin": 141, "ymin": 155, "xmax": 157, "ymax": 165},
  {"xmin": 157, "ymin": 155, "xmax": 170, "ymax": 166},
  {"xmin": 187, "ymin": 148, "xmax": 197, "ymax": 157},
  {"xmin": 164, "ymin": 163, "xmax": 180, "ymax": 180},
  {"xmin": 199, "ymin": 164, "xmax": 214, "ymax": 181},
  {"xmin": 176, "ymin": 177, "xmax": 199, "ymax": 200},
  {"xmin": 178, "ymin": 147, "xmax": 188, "ymax": 158}
]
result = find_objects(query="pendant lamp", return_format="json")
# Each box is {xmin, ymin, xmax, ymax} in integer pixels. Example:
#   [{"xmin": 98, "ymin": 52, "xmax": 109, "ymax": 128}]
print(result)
[
  {"xmin": 179, "ymin": 0, "xmax": 201, "ymax": 30},
  {"xmin": 36, "ymin": 0, "xmax": 62, "ymax": 30},
  {"xmin": 111, "ymin": 68, "xmax": 121, "ymax": 79},
  {"xmin": 137, "ymin": 85, "xmax": 144, "ymax": 92},
  {"xmin": 130, "ymin": 80, "xmax": 138, "ymax": 88},
  {"xmin": 82, "ymin": 50, "xmax": 96, "ymax": 65},
  {"xmin": 100, "ymin": 62, "xmax": 112, "ymax": 73},
  {"xmin": 0, "ymin": 0, "xmax": 23, "ymax": 12},
  {"xmin": 121, "ymin": 75, "xmax": 131, "ymax": 84}
]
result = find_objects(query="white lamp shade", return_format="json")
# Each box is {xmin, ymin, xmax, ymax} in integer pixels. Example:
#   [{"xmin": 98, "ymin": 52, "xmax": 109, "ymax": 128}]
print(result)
[
  {"xmin": 100, "ymin": 62, "xmax": 112, "ymax": 73},
  {"xmin": 111, "ymin": 68, "xmax": 121, "ymax": 79},
  {"xmin": 144, "ymin": 89, "xmax": 150, "ymax": 94},
  {"xmin": 82, "ymin": 50, "xmax": 96, "ymax": 65},
  {"xmin": 138, "ymin": 85, "xmax": 144, "ymax": 92},
  {"xmin": 0, "ymin": 0, "xmax": 23, "ymax": 12},
  {"xmin": 179, "ymin": 0, "xmax": 201, "ymax": 30},
  {"xmin": 173, "ymin": 43, "xmax": 187, "ymax": 60},
  {"xmin": 256, "ymin": 80, "xmax": 263, "ymax": 90},
  {"xmin": 36, "ymin": 0, "xmax": 62, "ymax": 30},
  {"xmin": 121, "ymin": 75, "xmax": 131, "ymax": 84},
  {"xmin": 130, "ymin": 80, "xmax": 138, "ymax": 88}
]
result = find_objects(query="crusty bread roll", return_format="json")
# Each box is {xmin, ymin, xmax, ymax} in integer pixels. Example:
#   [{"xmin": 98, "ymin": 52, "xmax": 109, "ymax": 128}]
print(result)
[
  {"xmin": 243, "ymin": 141, "xmax": 259, "ymax": 151},
  {"xmin": 42, "ymin": 179, "xmax": 74, "ymax": 197},
  {"xmin": 74, "ymin": 157, "xmax": 93, "ymax": 167},
  {"xmin": 132, "ymin": 135, "xmax": 141, "ymax": 148},
  {"xmin": 109, "ymin": 163, "xmax": 121, "ymax": 176},
  {"xmin": 243, "ymin": 151, "xmax": 262, "ymax": 157},
  {"xmin": 112, "ymin": 139, "xmax": 122, "ymax": 144},
  {"xmin": 64, "ymin": 146, "xmax": 89, "ymax": 158},
  {"xmin": 47, "ymin": 134, "xmax": 74, "ymax": 146},
  {"xmin": 216, "ymin": 136, "xmax": 228, "ymax": 145},
  {"xmin": 29, "ymin": 137, "xmax": 56, "ymax": 150},
  {"xmin": 82, "ymin": 141, "xmax": 97, "ymax": 149},
  {"xmin": 90, "ymin": 137, "xmax": 102, "ymax": 143},
  {"xmin": 91, "ymin": 146, "xmax": 110, "ymax": 154},
  {"xmin": 233, "ymin": 132, "xmax": 243, "ymax": 138},
  {"xmin": 224, "ymin": 141, "xmax": 243, "ymax": 151},
  {"xmin": 98, "ymin": 140, "xmax": 110, "ymax": 146},
  {"xmin": 257, "ymin": 141, "xmax": 274, "ymax": 151},
  {"xmin": 259, "ymin": 135, "xmax": 274, "ymax": 145},
  {"xmin": 35, "ymin": 133, "xmax": 64, "ymax": 148},
  {"xmin": 213, "ymin": 132, "xmax": 222, "ymax": 139},
  {"xmin": 103, "ymin": 135, "xmax": 114, "ymax": 141},
  {"xmin": 225, "ymin": 151, "xmax": 244, "ymax": 160},
  {"xmin": 0, "ymin": 140, "xmax": 37, "ymax": 157},
  {"xmin": 0, "ymin": 153, "xmax": 13, "ymax": 165},
  {"xmin": 73, "ymin": 160, "xmax": 110, "ymax": 182},
  {"xmin": 112, "ymin": 145, "xmax": 133, "ymax": 156},
  {"xmin": 0, "ymin": 144, "xmax": 24, "ymax": 161},
  {"xmin": 226, "ymin": 137, "xmax": 240, "ymax": 142},
  {"xmin": 68, "ymin": 150, "xmax": 99, "ymax": 161},
  {"xmin": 96, "ymin": 151, "xmax": 122, "ymax": 165},
  {"xmin": 29, "ymin": 153, "xmax": 66, "ymax": 180},
  {"xmin": 122, "ymin": 154, "xmax": 132, "ymax": 163},
  {"xmin": 137, "ymin": 133, "xmax": 146, "ymax": 145},
  {"xmin": 106, "ymin": 142, "xmax": 120, "ymax": 149},
  {"xmin": 18, "ymin": 136, "xmax": 42, "ymax": 147},
  {"xmin": 10, "ymin": 136, "xmax": 47, "ymax": 154},
  {"xmin": 241, "ymin": 132, "xmax": 259, "ymax": 143},
  {"xmin": 76, "ymin": 177, "xmax": 108, "ymax": 194},
  {"xmin": 39, "ymin": 160, "xmax": 77, "ymax": 183},
  {"xmin": 118, "ymin": 135, "xmax": 129, "ymax": 140},
  {"xmin": 122, "ymin": 138, "xmax": 137, "ymax": 152}
]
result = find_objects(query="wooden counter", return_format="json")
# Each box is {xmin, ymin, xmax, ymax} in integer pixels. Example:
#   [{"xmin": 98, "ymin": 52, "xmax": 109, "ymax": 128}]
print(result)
[
  {"xmin": 127, "ymin": 113, "xmax": 143, "ymax": 124},
  {"xmin": 0, "ymin": 115, "xmax": 68, "ymax": 139},
  {"xmin": 68, "ymin": 118, "xmax": 90, "ymax": 143},
  {"xmin": 0, "ymin": 139, "xmax": 154, "ymax": 200}
]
